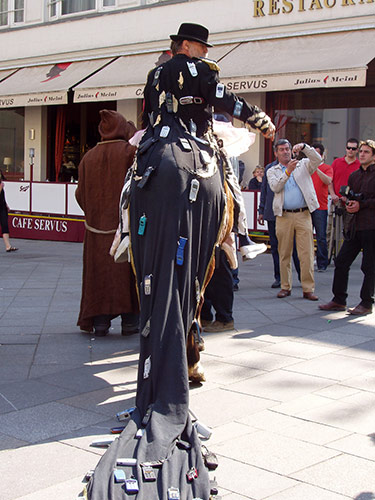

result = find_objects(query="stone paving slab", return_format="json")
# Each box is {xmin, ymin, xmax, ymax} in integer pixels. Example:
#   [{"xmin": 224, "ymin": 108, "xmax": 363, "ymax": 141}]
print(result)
[
  {"xmin": 213, "ymin": 455, "xmax": 298, "ymax": 499},
  {"xmin": 201, "ymin": 356, "xmax": 266, "ymax": 385},
  {"xmin": 327, "ymin": 432, "xmax": 375, "ymax": 462},
  {"xmin": 212, "ymin": 428, "xmax": 340, "ymax": 475},
  {"xmin": 0, "ymin": 402, "xmax": 106, "ymax": 443},
  {"xmin": 264, "ymin": 483, "xmax": 351, "ymax": 499},
  {"xmin": 343, "ymin": 369, "xmax": 375, "ymax": 393},
  {"xmin": 296, "ymin": 397, "xmax": 375, "ymax": 435},
  {"xmin": 0, "ymin": 441, "xmax": 98, "ymax": 500},
  {"xmin": 59, "ymin": 383, "xmax": 137, "ymax": 417},
  {"xmin": 285, "ymin": 352, "xmax": 375, "ymax": 381},
  {"xmin": 227, "ymin": 369, "xmax": 333, "ymax": 402},
  {"xmin": 335, "ymin": 339, "xmax": 375, "ymax": 361},
  {"xmin": 291, "ymin": 453, "xmax": 375, "ymax": 498},
  {"xmin": 0, "ymin": 379, "xmax": 77, "ymax": 413},
  {"xmin": 190, "ymin": 387, "xmax": 278, "ymax": 427}
]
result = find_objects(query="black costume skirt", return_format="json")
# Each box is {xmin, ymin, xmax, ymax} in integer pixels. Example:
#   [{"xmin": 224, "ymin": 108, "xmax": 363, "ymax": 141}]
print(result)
[{"xmin": 87, "ymin": 117, "xmax": 226, "ymax": 500}]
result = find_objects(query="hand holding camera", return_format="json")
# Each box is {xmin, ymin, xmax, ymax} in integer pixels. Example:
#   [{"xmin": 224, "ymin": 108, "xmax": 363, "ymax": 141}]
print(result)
[
  {"xmin": 286, "ymin": 158, "xmax": 298, "ymax": 175},
  {"xmin": 339, "ymin": 185, "xmax": 363, "ymax": 213}
]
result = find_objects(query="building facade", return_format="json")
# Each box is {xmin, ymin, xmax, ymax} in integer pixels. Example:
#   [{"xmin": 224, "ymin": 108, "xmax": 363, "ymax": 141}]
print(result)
[{"xmin": 0, "ymin": 0, "xmax": 374, "ymax": 239}]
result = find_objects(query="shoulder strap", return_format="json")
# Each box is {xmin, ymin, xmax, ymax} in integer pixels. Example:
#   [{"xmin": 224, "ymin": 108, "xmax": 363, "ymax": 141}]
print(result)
[{"xmin": 200, "ymin": 57, "xmax": 220, "ymax": 72}]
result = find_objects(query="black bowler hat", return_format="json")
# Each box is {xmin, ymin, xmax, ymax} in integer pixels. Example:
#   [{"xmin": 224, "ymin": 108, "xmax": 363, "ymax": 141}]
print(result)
[{"xmin": 170, "ymin": 23, "xmax": 212, "ymax": 47}]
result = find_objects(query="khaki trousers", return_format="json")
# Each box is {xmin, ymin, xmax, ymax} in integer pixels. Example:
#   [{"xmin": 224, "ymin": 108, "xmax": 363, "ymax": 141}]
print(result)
[{"xmin": 276, "ymin": 210, "xmax": 315, "ymax": 293}]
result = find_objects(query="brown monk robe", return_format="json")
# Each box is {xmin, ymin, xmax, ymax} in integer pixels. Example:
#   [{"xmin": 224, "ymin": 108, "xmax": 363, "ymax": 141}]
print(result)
[{"xmin": 76, "ymin": 110, "xmax": 139, "ymax": 335}]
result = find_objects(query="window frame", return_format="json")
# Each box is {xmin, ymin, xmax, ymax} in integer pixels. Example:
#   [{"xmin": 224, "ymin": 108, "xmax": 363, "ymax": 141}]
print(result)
[
  {"xmin": 0, "ymin": 0, "xmax": 25, "ymax": 28},
  {"xmin": 48, "ymin": 0, "xmax": 118, "ymax": 19}
]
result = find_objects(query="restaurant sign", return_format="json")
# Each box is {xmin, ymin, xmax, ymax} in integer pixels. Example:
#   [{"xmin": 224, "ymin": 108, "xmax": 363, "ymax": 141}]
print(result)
[
  {"xmin": 221, "ymin": 68, "xmax": 366, "ymax": 92},
  {"xmin": 9, "ymin": 214, "xmax": 84, "ymax": 242},
  {"xmin": 253, "ymin": 0, "xmax": 375, "ymax": 17}
]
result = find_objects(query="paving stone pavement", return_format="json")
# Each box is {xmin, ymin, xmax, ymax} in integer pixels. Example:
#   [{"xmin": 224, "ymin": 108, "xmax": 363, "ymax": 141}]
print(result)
[{"xmin": 1, "ymin": 238, "xmax": 375, "ymax": 500}]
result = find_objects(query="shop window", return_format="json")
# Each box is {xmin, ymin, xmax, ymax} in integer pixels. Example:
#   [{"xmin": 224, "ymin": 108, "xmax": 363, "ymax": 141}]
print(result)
[
  {"xmin": 0, "ymin": 0, "xmax": 24, "ymax": 26},
  {"xmin": 267, "ymin": 82, "xmax": 375, "ymax": 166},
  {"xmin": 47, "ymin": 101, "xmax": 116, "ymax": 182},
  {"xmin": 0, "ymin": 108, "xmax": 25, "ymax": 181}
]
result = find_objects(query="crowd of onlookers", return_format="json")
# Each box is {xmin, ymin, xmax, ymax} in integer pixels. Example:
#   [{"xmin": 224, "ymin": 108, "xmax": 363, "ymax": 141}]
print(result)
[{"xmin": 243, "ymin": 137, "xmax": 375, "ymax": 318}]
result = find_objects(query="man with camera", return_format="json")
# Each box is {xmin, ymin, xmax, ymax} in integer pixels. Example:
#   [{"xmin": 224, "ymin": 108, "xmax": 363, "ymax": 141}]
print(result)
[
  {"xmin": 320, "ymin": 140, "xmax": 375, "ymax": 315},
  {"xmin": 267, "ymin": 139, "xmax": 322, "ymax": 300}
]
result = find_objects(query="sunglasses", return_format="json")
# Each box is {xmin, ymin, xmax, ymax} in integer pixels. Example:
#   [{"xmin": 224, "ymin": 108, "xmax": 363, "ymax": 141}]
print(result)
[{"xmin": 346, "ymin": 146, "xmax": 358, "ymax": 150}]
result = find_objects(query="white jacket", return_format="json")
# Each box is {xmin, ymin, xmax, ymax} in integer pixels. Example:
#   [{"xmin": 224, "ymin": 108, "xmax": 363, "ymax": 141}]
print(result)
[{"xmin": 267, "ymin": 145, "xmax": 322, "ymax": 216}]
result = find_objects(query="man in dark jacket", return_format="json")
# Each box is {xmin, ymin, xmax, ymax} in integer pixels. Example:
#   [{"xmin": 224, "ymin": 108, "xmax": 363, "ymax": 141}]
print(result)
[{"xmin": 319, "ymin": 139, "xmax": 375, "ymax": 315}]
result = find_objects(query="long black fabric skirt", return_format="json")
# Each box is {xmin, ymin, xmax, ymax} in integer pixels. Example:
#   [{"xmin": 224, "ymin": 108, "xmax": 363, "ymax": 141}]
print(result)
[{"xmin": 87, "ymin": 120, "xmax": 226, "ymax": 500}]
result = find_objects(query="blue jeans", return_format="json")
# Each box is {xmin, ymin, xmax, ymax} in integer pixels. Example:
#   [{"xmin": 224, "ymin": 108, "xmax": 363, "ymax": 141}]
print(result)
[{"xmin": 311, "ymin": 209, "xmax": 328, "ymax": 270}]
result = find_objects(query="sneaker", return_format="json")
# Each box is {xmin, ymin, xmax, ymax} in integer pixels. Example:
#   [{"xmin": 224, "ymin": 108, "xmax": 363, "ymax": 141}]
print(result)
[
  {"xmin": 204, "ymin": 320, "xmax": 234, "ymax": 332},
  {"xmin": 317, "ymin": 268, "xmax": 327, "ymax": 273}
]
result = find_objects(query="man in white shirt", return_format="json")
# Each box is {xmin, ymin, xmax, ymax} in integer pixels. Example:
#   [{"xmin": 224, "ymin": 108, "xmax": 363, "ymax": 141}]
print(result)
[{"xmin": 267, "ymin": 139, "xmax": 322, "ymax": 300}]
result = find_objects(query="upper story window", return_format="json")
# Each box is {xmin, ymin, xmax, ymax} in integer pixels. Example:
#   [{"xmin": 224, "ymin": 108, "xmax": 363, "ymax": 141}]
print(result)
[
  {"xmin": 48, "ymin": 0, "xmax": 174, "ymax": 19},
  {"xmin": 49, "ymin": 0, "xmax": 116, "ymax": 18},
  {"xmin": 0, "ymin": 0, "xmax": 24, "ymax": 26}
]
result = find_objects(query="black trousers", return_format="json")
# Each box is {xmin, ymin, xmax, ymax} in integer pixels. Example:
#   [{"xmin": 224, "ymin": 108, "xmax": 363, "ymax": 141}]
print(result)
[
  {"xmin": 201, "ymin": 248, "xmax": 233, "ymax": 323},
  {"xmin": 0, "ymin": 205, "xmax": 9, "ymax": 234},
  {"xmin": 332, "ymin": 229, "xmax": 375, "ymax": 309}
]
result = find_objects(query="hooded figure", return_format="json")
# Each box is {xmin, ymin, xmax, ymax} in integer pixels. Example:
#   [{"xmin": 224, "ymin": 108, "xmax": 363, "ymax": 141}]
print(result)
[{"xmin": 76, "ymin": 110, "xmax": 139, "ymax": 335}]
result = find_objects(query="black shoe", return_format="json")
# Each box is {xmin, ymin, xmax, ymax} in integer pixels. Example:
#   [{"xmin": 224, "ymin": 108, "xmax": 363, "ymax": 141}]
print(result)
[
  {"xmin": 271, "ymin": 280, "xmax": 281, "ymax": 288},
  {"xmin": 233, "ymin": 283, "xmax": 239, "ymax": 291},
  {"xmin": 94, "ymin": 326, "xmax": 109, "ymax": 337}
]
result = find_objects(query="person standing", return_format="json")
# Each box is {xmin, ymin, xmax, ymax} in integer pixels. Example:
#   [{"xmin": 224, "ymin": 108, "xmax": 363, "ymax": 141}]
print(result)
[
  {"xmin": 75, "ymin": 110, "xmax": 139, "ymax": 336},
  {"xmin": 267, "ymin": 140, "xmax": 322, "ymax": 300},
  {"xmin": 248, "ymin": 165, "xmax": 264, "ymax": 190},
  {"xmin": 319, "ymin": 140, "xmax": 375, "ymax": 315},
  {"xmin": 258, "ymin": 156, "xmax": 300, "ymax": 288},
  {"xmin": 327, "ymin": 138, "xmax": 360, "ymax": 258},
  {"xmin": 311, "ymin": 143, "xmax": 333, "ymax": 272},
  {"xmin": 329, "ymin": 138, "xmax": 360, "ymax": 204},
  {"xmin": 201, "ymin": 248, "xmax": 235, "ymax": 331},
  {"xmin": 0, "ymin": 170, "xmax": 18, "ymax": 253},
  {"xmin": 86, "ymin": 23, "xmax": 275, "ymax": 500}
]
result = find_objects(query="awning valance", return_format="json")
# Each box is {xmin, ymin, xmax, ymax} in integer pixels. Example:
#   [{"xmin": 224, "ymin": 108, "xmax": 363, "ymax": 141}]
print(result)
[
  {"xmin": 0, "ymin": 58, "xmax": 114, "ymax": 108},
  {"xmin": 73, "ymin": 44, "xmax": 239, "ymax": 102},
  {"xmin": 219, "ymin": 30, "xmax": 375, "ymax": 92}
]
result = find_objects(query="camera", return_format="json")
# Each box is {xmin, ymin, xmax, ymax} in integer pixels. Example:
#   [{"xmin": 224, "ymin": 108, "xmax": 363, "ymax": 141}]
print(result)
[
  {"xmin": 339, "ymin": 185, "xmax": 364, "ymax": 202},
  {"xmin": 292, "ymin": 151, "xmax": 305, "ymax": 160}
]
